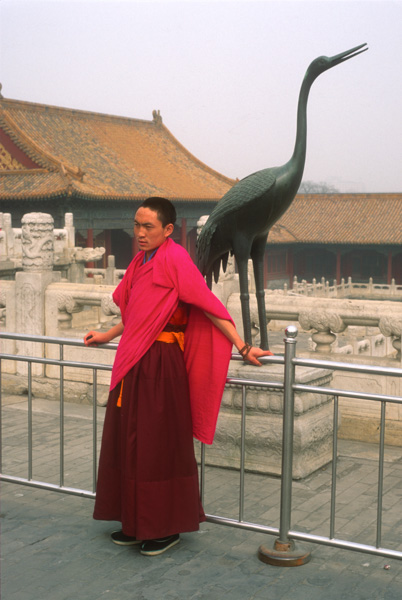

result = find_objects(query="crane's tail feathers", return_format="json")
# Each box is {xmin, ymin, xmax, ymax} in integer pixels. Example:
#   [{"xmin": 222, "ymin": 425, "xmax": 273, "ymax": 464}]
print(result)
[
  {"xmin": 221, "ymin": 252, "xmax": 229, "ymax": 274},
  {"xmin": 206, "ymin": 270, "xmax": 213, "ymax": 290},
  {"xmin": 213, "ymin": 260, "xmax": 220, "ymax": 284}
]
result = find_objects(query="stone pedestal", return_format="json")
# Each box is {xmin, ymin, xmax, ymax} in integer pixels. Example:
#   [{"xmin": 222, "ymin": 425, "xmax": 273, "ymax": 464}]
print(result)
[
  {"xmin": 15, "ymin": 213, "xmax": 61, "ymax": 376},
  {"xmin": 200, "ymin": 361, "xmax": 335, "ymax": 479},
  {"xmin": 15, "ymin": 271, "xmax": 61, "ymax": 376}
]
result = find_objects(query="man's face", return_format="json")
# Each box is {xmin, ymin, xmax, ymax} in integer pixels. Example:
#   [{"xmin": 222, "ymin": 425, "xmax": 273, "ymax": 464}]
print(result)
[{"xmin": 134, "ymin": 207, "xmax": 173, "ymax": 258}]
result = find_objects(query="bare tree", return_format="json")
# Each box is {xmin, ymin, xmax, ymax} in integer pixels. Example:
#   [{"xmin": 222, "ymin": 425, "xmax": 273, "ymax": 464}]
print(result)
[{"xmin": 298, "ymin": 180, "xmax": 339, "ymax": 193}]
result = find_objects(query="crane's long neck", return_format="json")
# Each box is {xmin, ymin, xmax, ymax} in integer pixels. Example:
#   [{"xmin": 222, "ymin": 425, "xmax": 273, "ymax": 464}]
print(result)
[{"xmin": 286, "ymin": 75, "xmax": 314, "ymax": 186}]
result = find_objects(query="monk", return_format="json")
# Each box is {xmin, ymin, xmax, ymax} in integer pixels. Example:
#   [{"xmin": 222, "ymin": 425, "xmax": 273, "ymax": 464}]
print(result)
[{"xmin": 84, "ymin": 197, "xmax": 272, "ymax": 556}]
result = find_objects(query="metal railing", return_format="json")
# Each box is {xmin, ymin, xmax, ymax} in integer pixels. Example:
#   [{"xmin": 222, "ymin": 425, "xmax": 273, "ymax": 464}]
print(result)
[
  {"xmin": 1, "ymin": 329, "xmax": 402, "ymax": 564},
  {"xmin": 0, "ymin": 332, "xmax": 118, "ymax": 498}
]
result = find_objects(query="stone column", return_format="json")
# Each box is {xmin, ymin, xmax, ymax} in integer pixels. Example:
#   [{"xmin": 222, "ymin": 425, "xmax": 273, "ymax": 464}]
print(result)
[
  {"xmin": 0, "ymin": 213, "xmax": 15, "ymax": 272},
  {"xmin": 15, "ymin": 213, "xmax": 61, "ymax": 375},
  {"xmin": 2, "ymin": 213, "xmax": 15, "ymax": 258},
  {"xmin": 64, "ymin": 213, "xmax": 75, "ymax": 248}
]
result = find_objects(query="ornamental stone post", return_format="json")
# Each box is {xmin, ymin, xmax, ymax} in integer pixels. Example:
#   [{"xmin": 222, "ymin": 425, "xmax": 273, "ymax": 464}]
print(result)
[
  {"xmin": 15, "ymin": 213, "xmax": 61, "ymax": 375},
  {"xmin": 1, "ymin": 212, "xmax": 15, "ymax": 260},
  {"xmin": 68, "ymin": 247, "xmax": 105, "ymax": 283},
  {"xmin": 298, "ymin": 309, "xmax": 347, "ymax": 353},
  {"xmin": 379, "ymin": 317, "xmax": 402, "ymax": 361}
]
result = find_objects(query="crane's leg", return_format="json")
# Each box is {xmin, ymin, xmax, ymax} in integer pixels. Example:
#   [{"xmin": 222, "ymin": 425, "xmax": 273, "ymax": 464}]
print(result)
[
  {"xmin": 236, "ymin": 256, "xmax": 252, "ymax": 346},
  {"xmin": 251, "ymin": 240, "xmax": 269, "ymax": 350}
]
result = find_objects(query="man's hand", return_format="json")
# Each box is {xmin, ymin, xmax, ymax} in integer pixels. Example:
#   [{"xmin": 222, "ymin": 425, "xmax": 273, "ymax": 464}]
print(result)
[
  {"xmin": 243, "ymin": 347, "xmax": 274, "ymax": 366},
  {"xmin": 84, "ymin": 331, "xmax": 111, "ymax": 347},
  {"xmin": 84, "ymin": 321, "xmax": 124, "ymax": 346}
]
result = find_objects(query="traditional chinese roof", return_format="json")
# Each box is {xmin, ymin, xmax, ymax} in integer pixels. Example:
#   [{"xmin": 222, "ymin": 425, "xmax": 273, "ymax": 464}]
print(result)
[
  {"xmin": 270, "ymin": 194, "xmax": 402, "ymax": 246},
  {"xmin": 0, "ymin": 97, "xmax": 235, "ymax": 202}
]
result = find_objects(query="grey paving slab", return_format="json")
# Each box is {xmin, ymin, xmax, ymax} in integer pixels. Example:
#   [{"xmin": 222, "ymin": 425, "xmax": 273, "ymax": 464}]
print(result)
[{"xmin": 1, "ymin": 397, "xmax": 402, "ymax": 600}]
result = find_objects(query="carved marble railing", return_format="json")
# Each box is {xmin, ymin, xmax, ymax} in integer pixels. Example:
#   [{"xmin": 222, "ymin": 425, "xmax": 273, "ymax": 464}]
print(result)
[
  {"xmin": 84, "ymin": 255, "xmax": 125, "ymax": 285},
  {"xmin": 0, "ymin": 211, "xmax": 107, "ymax": 284},
  {"xmin": 1, "ymin": 211, "xmax": 400, "ymax": 374},
  {"xmin": 226, "ymin": 292, "xmax": 402, "ymax": 362},
  {"xmin": 41, "ymin": 281, "xmax": 120, "ymax": 385},
  {"xmin": 289, "ymin": 276, "xmax": 402, "ymax": 300},
  {"xmin": 0, "ymin": 211, "xmax": 75, "ymax": 267}
]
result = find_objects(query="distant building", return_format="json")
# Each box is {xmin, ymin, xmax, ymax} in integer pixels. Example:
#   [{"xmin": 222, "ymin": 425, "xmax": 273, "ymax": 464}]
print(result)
[
  {"xmin": 0, "ymin": 96, "xmax": 234, "ymax": 267},
  {"xmin": 0, "ymin": 94, "xmax": 401, "ymax": 284},
  {"xmin": 267, "ymin": 194, "xmax": 402, "ymax": 286}
]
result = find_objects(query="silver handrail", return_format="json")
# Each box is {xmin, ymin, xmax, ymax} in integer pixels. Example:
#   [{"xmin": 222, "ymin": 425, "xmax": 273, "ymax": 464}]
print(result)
[{"xmin": 1, "ymin": 330, "xmax": 402, "ymax": 563}]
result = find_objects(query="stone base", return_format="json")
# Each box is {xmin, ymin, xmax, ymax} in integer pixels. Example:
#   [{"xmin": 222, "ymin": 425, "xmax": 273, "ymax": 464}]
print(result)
[
  {"xmin": 339, "ymin": 415, "xmax": 402, "ymax": 447},
  {"xmin": 200, "ymin": 361, "xmax": 336, "ymax": 479},
  {"xmin": 0, "ymin": 373, "xmax": 109, "ymax": 406}
]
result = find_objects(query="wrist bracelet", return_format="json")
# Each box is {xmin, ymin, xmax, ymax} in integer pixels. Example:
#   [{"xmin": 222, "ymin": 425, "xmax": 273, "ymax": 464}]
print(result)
[{"xmin": 239, "ymin": 343, "xmax": 252, "ymax": 360}]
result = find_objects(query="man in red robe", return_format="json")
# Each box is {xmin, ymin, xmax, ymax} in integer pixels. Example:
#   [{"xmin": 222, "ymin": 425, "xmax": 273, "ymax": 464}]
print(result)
[{"xmin": 84, "ymin": 197, "xmax": 272, "ymax": 556}]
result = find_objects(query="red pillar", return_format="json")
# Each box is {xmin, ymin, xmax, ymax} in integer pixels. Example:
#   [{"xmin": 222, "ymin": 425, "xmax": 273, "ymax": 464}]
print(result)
[
  {"xmin": 180, "ymin": 218, "xmax": 187, "ymax": 249},
  {"xmin": 188, "ymin": 229, "xmax": 197, "ymax": 262},
  {"xmin": 336, "ymin": 250, "xmax": 341, "ymax": 284},
  {"xmin": 387, "ymin": 250, "xmax": 393, "ymax": 284},
  {"xmin": 132, "ymin": 235, "xmax": 139, "ymax": 257},
  {"xmin": 86, "ymin": 228, "xmax": 94, "ymax": 248},
  {"xmin": 104, "ymin": 230, "xmax": 112, "ymax": 268},
  {"xmin": 86, "ymin": 228, "xmax": 94, "ymax": 270}
]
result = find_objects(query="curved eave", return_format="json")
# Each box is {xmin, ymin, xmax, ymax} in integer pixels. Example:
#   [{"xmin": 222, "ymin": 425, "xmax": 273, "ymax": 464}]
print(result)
[
  {"xmin": 0, "ymin": 184, "xmax": 223, "ymax": 203},
  {"xmin": 268, "ymin": 239, "xmax": 402, "ymax": 247},
  {"xmin": 69, "ymin": 192, "xmax": 222, "ymax": 203}
]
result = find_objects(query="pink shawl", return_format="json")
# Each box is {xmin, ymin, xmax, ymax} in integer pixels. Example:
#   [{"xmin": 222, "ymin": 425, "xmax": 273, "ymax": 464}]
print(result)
[{"xmin": 111, "ymin": 238, "xmax": 233, "ymax": 444}]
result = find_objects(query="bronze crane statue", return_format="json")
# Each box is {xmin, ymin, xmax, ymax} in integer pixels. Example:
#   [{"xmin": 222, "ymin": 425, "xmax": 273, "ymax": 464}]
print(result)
[{"xmin": 197, "ymin": 43, "xmax": 368, "ymax": 350}]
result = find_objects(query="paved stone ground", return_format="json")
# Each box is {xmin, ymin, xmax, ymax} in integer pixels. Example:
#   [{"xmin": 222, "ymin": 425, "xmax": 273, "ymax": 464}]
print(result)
[{"xmin": 1, "ymin": 395, "xmax": 402, "ymax": 600}]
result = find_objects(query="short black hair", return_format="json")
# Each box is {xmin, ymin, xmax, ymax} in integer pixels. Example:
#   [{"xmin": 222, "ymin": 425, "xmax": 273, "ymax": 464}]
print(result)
[{"xmin": 140, "ymin": 197, "xmax": 177, "ymax": 227}]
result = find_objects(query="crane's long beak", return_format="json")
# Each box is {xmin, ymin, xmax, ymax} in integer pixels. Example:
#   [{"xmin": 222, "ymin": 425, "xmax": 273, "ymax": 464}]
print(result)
[{"xmin": 330, "ymin": 43, "xmax": 368, "ymax": 68}]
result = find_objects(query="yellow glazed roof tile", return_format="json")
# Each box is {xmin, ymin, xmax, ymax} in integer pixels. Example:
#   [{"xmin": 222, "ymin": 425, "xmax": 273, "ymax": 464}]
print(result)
[{"xmin": 0, "ymin": 98, "xmax": 235, "ymax": 201}]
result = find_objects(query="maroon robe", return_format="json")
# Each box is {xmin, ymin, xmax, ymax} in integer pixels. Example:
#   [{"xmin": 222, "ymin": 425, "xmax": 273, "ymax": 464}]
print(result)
[
  {"xmin": 94, "ymin": 240, "xmax": 234, "ymax": 538},
  {"xmin": 93, "ymin": 338, "xmax": 205, "ymax": 539}
]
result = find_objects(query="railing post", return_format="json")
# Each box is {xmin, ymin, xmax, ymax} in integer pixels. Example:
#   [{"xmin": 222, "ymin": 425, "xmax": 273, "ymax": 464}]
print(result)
[
  {"xmin": 258, "ymin": 325, "xmax": 311, "ymax": 566},
  {"xmin": 0, "ymin": 358, "xmax": 2, "ymax": 473}
]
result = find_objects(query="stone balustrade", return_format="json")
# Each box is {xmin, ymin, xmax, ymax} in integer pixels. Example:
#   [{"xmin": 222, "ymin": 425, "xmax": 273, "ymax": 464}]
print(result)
[
  {"xmin": 43, "ymin": 282, "xmax": 120, "ymax": 388},
  {"xmin": 290, "ymin": 275, "xmax": 402, "ymax": 300},
  {"xmin": 1, "ymin": 211, "xmax": 402, "ymax": 455},
  {"xmin": 84, "ymin": 255, "xmax": 126, "ymax": 285},
  {"xmin": 226, "ymin": 291, "xmax": 401, "ymax": 361},
  {"xmin": 225, "ymin": 290, "xmax": 402, "ymax": 448}
]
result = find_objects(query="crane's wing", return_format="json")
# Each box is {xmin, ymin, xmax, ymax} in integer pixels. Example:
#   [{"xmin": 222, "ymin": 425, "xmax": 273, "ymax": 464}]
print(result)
[
  {"xmin": 208, "ymin": 168, "xmax": 276, "ymax": 223},
  {"xmin": 197, "ymin": 168, "xmax": 276, "ymax": 273}
]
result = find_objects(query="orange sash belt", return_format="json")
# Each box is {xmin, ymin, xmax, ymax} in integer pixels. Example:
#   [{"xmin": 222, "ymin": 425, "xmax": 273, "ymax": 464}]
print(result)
[
  {"xmin": 156, "ymin": 330, "xmax": 185, "ymax": 352},
  {"xmin": 117, "ymin": 330, "xmax": 184, "ymax": 408}
]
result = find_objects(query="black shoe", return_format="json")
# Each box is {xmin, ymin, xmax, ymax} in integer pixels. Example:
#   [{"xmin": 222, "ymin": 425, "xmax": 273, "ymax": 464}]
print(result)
[
  {"xmin": 111, "ymin": 530, "xmax": 141, "ymax": 546},
  {"xmin": 140, "ymin": 534, "xmax": 180, "ymax": 556}
]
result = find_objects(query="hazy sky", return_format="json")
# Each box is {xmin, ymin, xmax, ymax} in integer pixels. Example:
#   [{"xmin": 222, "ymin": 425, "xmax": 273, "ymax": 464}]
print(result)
[{"xmin": 1, "ymin": 0, "xmax": 401, "ymax": 192}]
